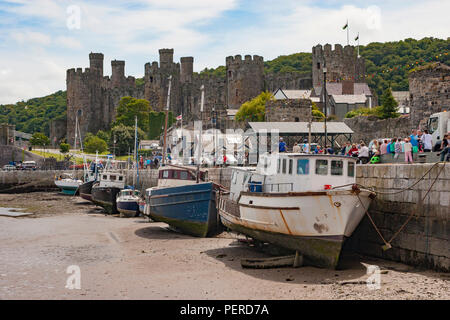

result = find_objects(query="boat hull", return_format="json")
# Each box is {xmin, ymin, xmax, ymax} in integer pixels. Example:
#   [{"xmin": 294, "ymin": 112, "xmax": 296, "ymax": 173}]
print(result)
[
  {"xmin": 218, "ymin": 189, "xmax": 374, "ymax": 268},
  {"xmin": 117, "ymin": 200, "xmax": 139, "ymax": 218},
  {"xmin": 147, "ymin": 182, "xmax": 221, "ymax": 237},
  {"xmin": 91, "ymin": 186, "xmax": 121, "ymax": 214},
  {"xmin": 79, "ymin": 180, "xmax": 95, "ymax": 201},
  {"xmin": 55, "ymin": 180, "xmax": 81, "ymax": 195}
]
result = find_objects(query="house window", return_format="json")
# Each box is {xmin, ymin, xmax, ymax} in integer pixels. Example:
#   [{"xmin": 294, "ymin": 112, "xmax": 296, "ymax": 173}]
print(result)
[
  {"xmin": 331, "ymin": 160, "xmax": 343, "ymax": 175},
  {"xmin": 295, "ymin": 117, "xmax": 299, "ymax": 122},
  {"xmin": 317, "ymin": 63, "xmax": 321, "ymax": 69},
  {"xmin": 119, "ymin": 176, "xmax": 123, "ymax": 181},
  {"xmin": 297, "ymin": 159, "xmax": 309, "ymax": 175},
  {"xmin": 315, "ymin": 160, "xmax": 328, "ymax": 175}
]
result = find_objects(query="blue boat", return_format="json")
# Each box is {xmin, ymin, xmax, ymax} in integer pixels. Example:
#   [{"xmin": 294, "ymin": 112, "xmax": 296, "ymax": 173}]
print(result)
[{"xmin": 146, "ymin": 179, "xmax": 221, "ymax": 238}]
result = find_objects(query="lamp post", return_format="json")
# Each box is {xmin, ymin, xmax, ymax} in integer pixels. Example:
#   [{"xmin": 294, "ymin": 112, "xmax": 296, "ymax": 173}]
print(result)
[{"xmin": 323, "ymin": 66, "xmax": 328, "ymax": 153}]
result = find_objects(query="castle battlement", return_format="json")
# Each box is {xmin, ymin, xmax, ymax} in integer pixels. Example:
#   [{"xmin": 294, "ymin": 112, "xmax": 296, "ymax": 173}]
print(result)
[
  {"xmin": 226, "ymin": 54, "xmax": 264, "ymax": 65},
  {"xmin": 313, "ymin": 44, "xmax": 358, "ymax": 59}
]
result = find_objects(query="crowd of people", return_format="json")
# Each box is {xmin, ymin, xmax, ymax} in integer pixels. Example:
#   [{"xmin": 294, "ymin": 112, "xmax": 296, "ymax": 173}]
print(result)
[{"xmin": 282, "ymin": 128, "xmax": 450, "ymax": 164}]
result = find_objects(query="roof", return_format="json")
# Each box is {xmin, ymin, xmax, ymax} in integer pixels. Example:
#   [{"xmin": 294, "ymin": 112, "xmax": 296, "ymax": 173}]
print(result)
[
  {"xmin": 313, "ymin": 83, "xmax": 372, "ymax": 97},
  {"xmin": 392, "ymin": 91, "xmax": 410, "ymax": 101},
  {"xmin": 14, "ymin": 131, "xmax": 32, "ymax": 140},
  {"xmin": 273, "ymin": 89, "xmax": 312, "ymax": 100},
  {"xmin": 331, "ymin": 94, "xmax": 367, "ymax": 104},
  {"xmin": 248, "ymin": 122, "xmax": 354, "ymax": 135},
  {"xmin": 227, "ymin": 109, "xmax": 239, "ymax": 116}
]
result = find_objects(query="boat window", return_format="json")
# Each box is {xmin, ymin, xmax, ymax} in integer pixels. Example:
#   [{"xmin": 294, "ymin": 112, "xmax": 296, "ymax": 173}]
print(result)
[
  {"xmin": 348, "ymin": 162, "xmax": 355, "ymax": 177},
  {"xmin": 232, "ymin": 171, "xmax": 237, "ymax": 184},
  {"xmin": 180, "ymin": 171, "xmax": 188, "ymax": 180},
  {"xmin": 315, "ymin": 160, "xmax": 328, "ymax": 175},
  {"xmin": 277, "ymin": 159, "xmax": 281, "ymax": 174},
  {"xmin": 110, "ymin": 175, "xmax": 116, "ymax": 181},
  {"xmin": 288, "ymin": 159, "xmax": 293, "ymax": 174},
  {"xmin": 282, "ymin": 159, "xmax": 287, "ymax": 174},
  {"xmin": 331, "ymin": 160, "xmax": 343, "ymax": 176},
  {"xmin": 163, "ymin": 170, "xmax": 169, "ymax": 178},
  {"xmin": 103, "ymin": 175, "xmax": 107, "ymax": 180},
  {"xmin": 173, "ymin": 171, "xmax": 179, "ymax": 179},
  {"xmin": 297, "ymin": 159, "xmax": 309, "ymax": 175}
]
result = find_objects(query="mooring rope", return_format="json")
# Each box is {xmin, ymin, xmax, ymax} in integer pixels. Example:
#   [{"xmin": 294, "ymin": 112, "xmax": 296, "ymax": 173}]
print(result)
[{"xmin": 348, "ymin": 162, "xmax": 447, "ymax": 250}]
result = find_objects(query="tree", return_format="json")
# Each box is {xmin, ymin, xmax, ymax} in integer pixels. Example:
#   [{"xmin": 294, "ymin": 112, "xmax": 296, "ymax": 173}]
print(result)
[
  {"xmin": 379, "ymin": 88, "xmax": 400, "ymax": 119},
  {"xmin": 59, "ymin": 143, "xmax": 70, "ymax": 160},
  {"xmin": 113, "ymin": 96, "xmax": 152, "ymax": 133},
  {"xmin": 30, "ymin": 132, "xmax": 50, "ymax": 146},
  {"xmin": 235, "ymin": 91, "xmax": 274, "ymax": 122},
  {"xmin": 110, "ymin": 124, "xmax": 146, "ymax": 156},
  {"xmin": 84, "ymin": 136, "xmax": 108, "ymax": 154},
  {"xmin": 148, "ymin": 111, "xmax": 176, "ymax": 140},
  {"xmin": 311, "ymin": 102, "xmax": 325, "ymax": 121}
]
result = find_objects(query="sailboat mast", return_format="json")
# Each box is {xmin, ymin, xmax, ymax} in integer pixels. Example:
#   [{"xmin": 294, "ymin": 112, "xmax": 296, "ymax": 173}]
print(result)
[
  {"xmin": 134, "ymin": 115, "xmax": 139, "ymax": 189},
  {"xmin": 162, "ymin": 75, "xmax": 172, "ymax": 166}
]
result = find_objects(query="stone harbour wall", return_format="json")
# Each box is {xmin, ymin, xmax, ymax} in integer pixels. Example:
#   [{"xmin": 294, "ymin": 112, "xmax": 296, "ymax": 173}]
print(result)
[
  {"xmin": 0, "ymin": 163, "xmax": 448, "ymax": 271},
  {"xmin": 349, "ymin": 163, "xmax": 449, "ymax": 272}
]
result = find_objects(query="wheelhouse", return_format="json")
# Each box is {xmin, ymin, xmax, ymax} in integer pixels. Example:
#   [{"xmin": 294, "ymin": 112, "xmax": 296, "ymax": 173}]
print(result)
[{"xmin": 229, "ymin": 154, "xmax": 358, "ymax": 201}]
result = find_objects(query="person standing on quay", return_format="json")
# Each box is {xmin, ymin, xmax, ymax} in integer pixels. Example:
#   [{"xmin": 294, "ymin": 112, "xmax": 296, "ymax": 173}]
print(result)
[
  {"xmin": 394, "ymin": 138, "xmax": 402, "ymax": 160},
  {"xmin": 422, "ymin": 130, "xmax": 433, "ymax": 152},
  {"xmin": 404, "ymin": 137, "xmax": 413, "ymax": 164}
]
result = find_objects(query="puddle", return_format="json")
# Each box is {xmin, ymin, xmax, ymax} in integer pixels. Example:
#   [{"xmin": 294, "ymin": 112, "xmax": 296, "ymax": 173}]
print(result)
[{"xmin": 0, "ymin": 207, "xmax": 33, "ymax": 217}]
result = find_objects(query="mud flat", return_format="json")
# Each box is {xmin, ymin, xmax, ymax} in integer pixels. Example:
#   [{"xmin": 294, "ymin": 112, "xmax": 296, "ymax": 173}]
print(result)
[{"xmin": 0, "ymin": 192, "xmax": 448, "ymax": 300}]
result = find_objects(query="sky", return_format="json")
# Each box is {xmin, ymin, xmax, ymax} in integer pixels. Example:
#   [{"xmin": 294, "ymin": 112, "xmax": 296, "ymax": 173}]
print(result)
[{"xmin": 0, "ymin": 0, "xmax": 449, "ymax": 104}]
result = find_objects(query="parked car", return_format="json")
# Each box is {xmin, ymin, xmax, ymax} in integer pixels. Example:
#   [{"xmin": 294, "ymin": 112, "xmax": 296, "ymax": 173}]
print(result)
[
  {"xmin": 22, "ymin": 161, "xmax": 37, "ymax": 170},
  {"xmin": 2, "ymin": 164, "xmax": 16, "ymax": 171}
]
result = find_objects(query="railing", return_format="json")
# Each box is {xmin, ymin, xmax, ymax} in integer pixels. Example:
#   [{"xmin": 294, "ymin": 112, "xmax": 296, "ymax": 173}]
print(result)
[{"xmin": 261, "ymin": 183, "xmax": 294, "ymax": 193}]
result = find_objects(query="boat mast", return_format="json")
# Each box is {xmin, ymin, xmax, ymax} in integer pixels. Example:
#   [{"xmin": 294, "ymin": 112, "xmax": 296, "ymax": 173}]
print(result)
[
  {"xmin": 134, "ymin": 115, "xmax": 139, "ymax": 189},
  {"xmin": 197, "ymin": 85, "xmax": 205, "ymax": 183},
  {"xmin": 162, "ymin": 75, "xmax": 172, "ymax": 166}
]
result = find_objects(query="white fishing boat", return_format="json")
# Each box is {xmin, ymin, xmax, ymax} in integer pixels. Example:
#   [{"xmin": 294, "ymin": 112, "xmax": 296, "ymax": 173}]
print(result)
[
  {"xmin": 55, "ymin": 173, "xmax": 82, "ymax": 195},
  {"xmin": 116, "ymin": 188, "xmax": 143, "ymax": 218},
  {"xmin": 217, "ymin": 153, "xmax": 376, "ymax": 268}
]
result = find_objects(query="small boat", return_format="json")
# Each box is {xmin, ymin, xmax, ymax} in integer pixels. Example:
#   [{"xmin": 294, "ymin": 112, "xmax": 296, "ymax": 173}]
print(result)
[
  {"xmin": 116, "ymin": 188, "xmax": 143, "ymax": 218},
  {"xmin": 79, "ymin": 160, "xmax": 103, "ymax": 202},
  {"xmin": 55, "ymin": 173, "xmax": 82, "ymax": 195},
  {"xmin": 217, "ymin": 153, "xmax": 376, "ymax": 269},
  {"xmin": 143, "ymin": 165, "xmax": 221, "ymax": 237},
  {"xmin": 91, "ymin": 171, "xmax": 125, "ymax": 214}
]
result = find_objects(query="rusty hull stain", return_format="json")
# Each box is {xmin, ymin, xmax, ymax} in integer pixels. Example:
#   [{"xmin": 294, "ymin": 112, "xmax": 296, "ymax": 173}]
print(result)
[{"xmin": 313, "ymin": 223, "xmax": 329, "ymax": 234}]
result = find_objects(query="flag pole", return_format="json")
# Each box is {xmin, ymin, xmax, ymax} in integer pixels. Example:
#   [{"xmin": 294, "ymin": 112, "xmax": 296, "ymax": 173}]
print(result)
[{"xmin": 347, "ymin": 19, "xmax": 349, "ymax": 46}]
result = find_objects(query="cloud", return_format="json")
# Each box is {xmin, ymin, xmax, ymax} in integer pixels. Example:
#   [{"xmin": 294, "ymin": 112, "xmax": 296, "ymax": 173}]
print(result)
[
  {"xmin": 0, "ymin": 0, "xmax": 449, "ymax": 104},
  {"xmin": 11, "ymin": 31, "xmax": 51, "ymax": 46}
]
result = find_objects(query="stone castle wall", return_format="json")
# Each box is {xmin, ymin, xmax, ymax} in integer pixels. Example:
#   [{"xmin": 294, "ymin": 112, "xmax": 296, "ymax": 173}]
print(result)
[
  {"xmin": 312, "ymin": 44, "xmax": 365, "ymax": 87},
  {"xmin": 265, "ymin": 99, "xmax": 312, "ymax": 122},
  {"xmin": 409, "ymin": 63, "xmax": 450, "ymax": 128},
  {"xmin": 344, "ymin": 115, "xmax": 412, "ymax": 143}
]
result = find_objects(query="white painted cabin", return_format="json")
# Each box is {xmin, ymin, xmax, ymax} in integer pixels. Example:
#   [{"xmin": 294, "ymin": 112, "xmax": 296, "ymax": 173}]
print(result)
[{"xmin": 229, "ymin": 153, "xmax": 357, "ymax": 201}]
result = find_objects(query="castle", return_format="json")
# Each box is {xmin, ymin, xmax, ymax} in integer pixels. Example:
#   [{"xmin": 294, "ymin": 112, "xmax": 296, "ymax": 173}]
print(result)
[{"xmin": 58, "ymin": 44, "xmax": 367, "ymax": 146}]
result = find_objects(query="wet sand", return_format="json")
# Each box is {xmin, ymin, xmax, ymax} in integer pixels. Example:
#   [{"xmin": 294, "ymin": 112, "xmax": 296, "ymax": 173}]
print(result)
[{"xmin": 0, "ymin": 192, "xmax": 448, "ymax": 300}]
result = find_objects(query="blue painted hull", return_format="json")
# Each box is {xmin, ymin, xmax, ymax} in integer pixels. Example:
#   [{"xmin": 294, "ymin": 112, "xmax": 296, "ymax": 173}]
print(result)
[
  {"xmin": 148, "ymin": 182, "xmax": 221, "ymax": 237},
  {"xmin": 117, "ymin": 200, "xmax": 139, "ymax": 217}
]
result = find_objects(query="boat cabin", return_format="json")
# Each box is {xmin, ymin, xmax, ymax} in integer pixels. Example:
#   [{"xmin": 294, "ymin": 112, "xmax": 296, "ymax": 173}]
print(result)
[
  {"xmin": 98, "ymin": 172, "xmax": 125, "ymax": 189},
  {"xmin": 118, "ymin": 189, "xmax": 141, "ymax": 198},
  {"xmin": 229, "ymin": 153, "xmax": 357, "ymax": 201},
  {"xmin": 157, "ymin": 165, "xmax": 208, "ymax": 188}
]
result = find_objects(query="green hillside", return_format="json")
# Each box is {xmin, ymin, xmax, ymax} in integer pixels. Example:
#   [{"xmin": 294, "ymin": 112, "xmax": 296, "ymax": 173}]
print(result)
[
  {"xmin": 2, "ymin": 37, "xmax": 448, "ymax": 135},
  {"xmin": 0, "ymin": 90, "xmax": 66, "ymax": 136}
]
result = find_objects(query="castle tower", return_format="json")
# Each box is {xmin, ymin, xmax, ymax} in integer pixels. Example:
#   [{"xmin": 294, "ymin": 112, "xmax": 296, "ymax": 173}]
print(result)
[
  {"xmin": 312, "ymin": 44, "xmax": 365, "ymax": 87},
  {"xmin": 159, "ymin": 48, "xmax": 174, "ymax": 71},
  {"xmin": 89, "ymin": 52, "xmax": 104, "ymax": 77},
  {"xmin": 180, "ymin": 57, "xmax": 194, "ymax": 83},
  {"xmin": 226, "ymin": 54, "xmax": 264, "ymax": 109},
  {"xmin": 111, "ymin": 60, "xmax": 125, "ymax": 87}
]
